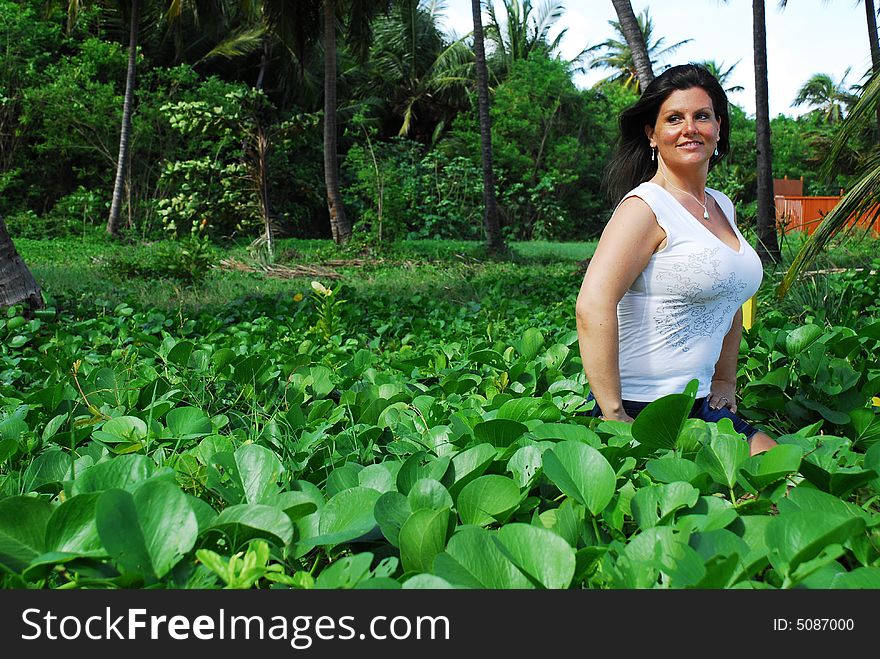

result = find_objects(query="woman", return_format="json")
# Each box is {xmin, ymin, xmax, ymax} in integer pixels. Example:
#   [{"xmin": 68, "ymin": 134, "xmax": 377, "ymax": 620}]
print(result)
[{"xmin": 575, "ymin": 64, "xmax": 777, "ymax": 456}]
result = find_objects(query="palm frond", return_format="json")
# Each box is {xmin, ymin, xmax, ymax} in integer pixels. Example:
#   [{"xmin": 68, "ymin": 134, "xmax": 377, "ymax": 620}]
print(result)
[
  {"xmin": 778, "ymin": 148, "xmax": 880, "ymax": 296},
  {"xmin": 196, "ymin": 25, "xmax": 267, "ymax": 63}
]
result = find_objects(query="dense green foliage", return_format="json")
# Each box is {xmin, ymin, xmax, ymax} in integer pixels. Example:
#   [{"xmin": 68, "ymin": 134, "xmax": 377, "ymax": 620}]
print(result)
[
  {"xmin": 0, "ymin": 238, "xmax": 878, "ymax": 589},
  {"xmin": 0, "ymin": 0, "xmax": 864, "ymax": 244}
]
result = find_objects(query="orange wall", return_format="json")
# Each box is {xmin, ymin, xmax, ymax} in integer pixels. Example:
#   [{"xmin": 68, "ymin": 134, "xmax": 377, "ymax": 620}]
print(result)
[{"xmin": 775, "ymin": 195, "xmax": 880, "ymax": 236}]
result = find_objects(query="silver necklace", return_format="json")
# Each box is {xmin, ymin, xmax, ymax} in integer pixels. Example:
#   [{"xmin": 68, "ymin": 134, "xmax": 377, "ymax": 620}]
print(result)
[{"xmin": 659, "ymin": 170, "xmax": 710, "ymax": 221}]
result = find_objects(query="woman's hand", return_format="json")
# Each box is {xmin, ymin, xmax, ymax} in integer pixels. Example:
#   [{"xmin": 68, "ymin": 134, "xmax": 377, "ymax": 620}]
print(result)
[{"xmin": 709, "ymin": 378, "xmax": 737, "ymax": 413}]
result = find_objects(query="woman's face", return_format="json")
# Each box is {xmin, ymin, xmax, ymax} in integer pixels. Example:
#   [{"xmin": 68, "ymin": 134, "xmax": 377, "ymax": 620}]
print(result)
[{"xmin": 645, "ymin": 86, "xmax": 721, "ymax": 170}]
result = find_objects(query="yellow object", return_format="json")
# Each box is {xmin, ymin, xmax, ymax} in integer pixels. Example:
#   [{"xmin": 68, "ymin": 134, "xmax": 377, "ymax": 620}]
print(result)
[
  {"xmin": 873, "ymin": 397, "xmax": 880, "ymax": 407},
  {"xmin": 742, "ymin": 296, "xmax": 756, "ymax": 331}
]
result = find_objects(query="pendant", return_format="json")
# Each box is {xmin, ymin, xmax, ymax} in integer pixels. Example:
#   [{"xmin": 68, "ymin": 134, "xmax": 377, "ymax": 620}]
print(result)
[{"xmin": 703, "ymin": 208, "xmax": 710, "ymax": 221}]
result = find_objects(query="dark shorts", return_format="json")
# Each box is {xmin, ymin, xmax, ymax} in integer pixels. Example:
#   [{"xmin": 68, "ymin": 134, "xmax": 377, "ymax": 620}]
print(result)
[{"xmin": 585, "ymin": 392, "xmax": 759, "ymax": 440}]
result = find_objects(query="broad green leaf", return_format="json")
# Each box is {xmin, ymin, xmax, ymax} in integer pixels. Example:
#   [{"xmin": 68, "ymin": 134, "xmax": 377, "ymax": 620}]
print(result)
[
  {"xmin": 402, "ymin": 574, "xmax": 456, "ymax": 589},
  {"xmin": 315, "ymin": 552, "xmax": 374, "ymax": 589},
  {"xmin": 850, "ymin": 409, "xmax": 880, "ymax": 450},
  {"xmin": 357, "ymin": 462, "xmax": 400, "ymax": 494},
  {"xmin": 208, "ymin": 444, "xmax": 283, "ymax": 505},
  {"xmin": 166, "ymin": 406, "xmax": 212, "ymax": 438},
  {"xmin": 537, "ymin": 497, "xmax": 587, "ymax": 547},
  {"xmin": 433, "ymin": 526, "xmax": 532, "ymax": 589},
  {"xmin": 528, "ymin": 422, "xmax": 600, "ymax": 446},
  {"xmin": 514, "ymin": 328, "xmax": 545, "ymax": 361},
  {"xmin": 632, "ymin": 393, "xmax": 694, "ymax": 451},
  {"xmin": 448, "ymin": 443, "xmax": 497, "ymax": 498},
  {"xmin": 645, "ymin": 457, "xmax": 703, "ymax": 485},
  {"xmin": 457, "ymin": 475, "xmax": 522, "ymax": 526},
  {"xmin": 785, "ymin": 324, "xmax": 824, "ymax": 356},
  {"xmin": 399, "ymin": 508, "xmax": 452, "ymax": 573},
  {"xmin": 92, "ymin": 416, "xmax": 147, "ymax": 444},
  {"xmin": 408, "ymin": 479, "xmax": 453, "ymax": 512},
  {"xmin": 397, "ymin": 453, "xmax": 451, "ymax": 495},
  {"xmin": 738, "ymin": 443, "xmax": 803, "ymax": 491},
  {"xmin": 541, "ymin": 441, "xmax": 616, "ymax": 516},
  {"xmin": 260, "ymin": 491, "xmax": 318, "ymax": 523},
  {"xmin": 301, "ymin": 487, "xmax": 383, "ymax": 549},
  {"xmin": 831, "ymin": 567, "xmax": 880, "ymax": 589},
  {"xmin": 766, "ymin": 511, "xmax": 865, "ymax": 578},
  {"xmin": 71, "ymin": 454, "xmax": 163, "ymax": 495},
  {"xmin": 22, "ymin": 449, "xmax": 72, "ymax": 492},
  {"xmin": 0, "ymin": 496, "xmax": 53, "ymax": 572},
  {"xmin": 473, "ymin": 418, "xmax": 528, "ymax": 447},
  {"xmin": 206, "ymin": 503, "xmax": 294, "ymax": 550},
  {"xmin": 374, "ymin": 491, "xmax": 412, "ymax": 547},
  {"xmin": 45, "ymin": 492, "xmax": 104, "ymax": 555},
  {"xmin": 326, "ymin": 462, "xmax": 363, "ymax": 497},
  {"xmin": 494, "ymin": 523, "xmax": 576, "ymax": 589},
  {"xmin": 96, "ymin": 480, "xmax": 197, "ymax": 580},
  {"xmin": 630, "ymin": 482, "xmax": 700, "ymax": 530},
  {"xmin": 689, "ymin": 528, "xmax": 751, "ymax": 564},
  {"xmin": 507, "ymin": 445, "xmax": 544, "ymax": 489},
  {"xmin": 696, "ymin": 433, "xmax": 750, "ymax": 488}
]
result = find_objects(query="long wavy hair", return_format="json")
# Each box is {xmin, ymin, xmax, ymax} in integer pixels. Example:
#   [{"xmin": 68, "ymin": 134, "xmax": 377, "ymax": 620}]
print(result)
[{"xmin": 602, "ymin": 63, "xmax": 731, "ymax": 204}]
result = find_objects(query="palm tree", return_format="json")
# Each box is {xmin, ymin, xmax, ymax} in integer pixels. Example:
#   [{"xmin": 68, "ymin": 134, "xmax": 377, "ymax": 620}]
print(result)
[
  {"xmin": 608, "ymin": 0, "xmax": 653, "ymax": 90},
  {"xmin": 471, "ymin": 0, "xmax": 505, "ymax": 253},
  {"xmin": 259, "ymin": 0, "xmax": 390, "ymax": 245},
  {"xmin": 696, "ymin": 59, "xmax": 744, "ymax": 94},
  {"xmin": 587, "ymin": 7, "xmax": 690, "ymax": 93},
  {"xmin": 862, "ymin": 0, "xmax": 880, "ymax": 138},
  {"xmin": 0, "ymin": 218, "xmax": 41, "ymax": 311},
  {"xmin": 483, "ymin": 0, "xmax": 585, "ymax": 82},
  {"xmin": 359, "ymin": 0, "xmax": 472, "ymax": 140},
  {"xmin": 63, "ymin": 0, "xmax": 145, "ymax": 237},
  {"xmin": 779, "ymin": 66, "xmax": 880, "ymax": 295},
  {"xmin": 792, "ymin": 71, "xmax": 858, "ymax": 123},
  {"xmin": 751, "ymin": 0, "xmax": 781, "ymax": 264}
]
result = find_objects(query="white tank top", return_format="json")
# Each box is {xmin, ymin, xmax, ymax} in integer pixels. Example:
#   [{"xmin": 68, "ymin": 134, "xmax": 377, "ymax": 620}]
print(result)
[{"xmin": 616, "ymin": 181, "xmax": 763, "ymax": 401}]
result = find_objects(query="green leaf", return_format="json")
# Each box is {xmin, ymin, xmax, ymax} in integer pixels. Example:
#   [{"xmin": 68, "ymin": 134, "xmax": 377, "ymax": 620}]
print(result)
[
  {"xmin": 850, "ymin": 409, "xmax": 880, "ymax": 450},
  {"xmin": 473, "ymin": 418, "xmax": 528, "ymax": 447},
  {"xmin": 631, "ymin": 392, "xmax": 695, "ymax": 451},
  {"xmin": 514, "ymin": 328, "xmax": 545, "ymax": 361},
  {"xmin": 301, "ymin": 487, "xmax": 382, "ymax": 549},
  {"xmin": 408, "ymin": 479, "xmax": 453, "ymax": 512},
  {"xmin": 456, "ymin": 475, "xmax": 522, "ymax": 526},
  {"xmin": 696, "ymin": 432, "xmax": 750, "ymax": 489},
  {"xmin": 528, "ymin": 423, "xmax": 600, "ymax": 445},
  {"xmin": 397, "ymin": 453, "xmax": 451, "ymax": 495},
  {"xmin": 739, "ymin": 444, "xmax": 803, "ymax": 491},
  {"xmin": 785, "ymin": 324, "xmax": 824, "ymax": 356},
  {"xmin": 831, "ymin": 567, "xmax": 880, "ymax": 589},
  {"xmin": 630, "ymin": 482, "xmax": 700, "ymax": 530},
  {"xmin": 494, "ymin": 523, "xmax": 576, "ymax": 589},
  {"xmin": 374, "ymin": 491, "xmax": 412, "ymax": 548},
  {"xmin": 433, "ymin": 526, "xmax": 532, "ymax": 588},
  {"xmin": 92, "ymin": 416, "xmax": 147, "ymax": 444},
  {"xmin": 541, "ymin": 441, "xmax": 616, "ymax": 516},
  {"xmin": 0, "ymin": 496, "xmax": 53, "ymax": 573},
  {"xmin": 315, "ymin": 553, "xmax": 374, "ymax": 589},
  {"xmin": 96, "ymin": 480, "xmax": 197, "ymax": 581},
  {"xmin": 448, "ymin": 443, "xmax": 497, "ymax": 498},
  {"xmin": 507, "ymin": 445, "xmax": 544, "ymax": 489},
  {"xmin": 399, "ymin": 508, "xmax": 452, "ymax": 573},
  {"xmin": 71, "ymin": 454, "xmax": 163, "ymax": 495},
  {"xmin": 766, "ymin": 511, "xmax": 865, "ymax": 578},
  {"xmin": 207, "ymin": 444, "xmax": 283, "ymax": 505},
  {"xmin": 206, "ymin": 503, "xmax": 294, "ymax": 550},
  {"xmin": 166, "ymin": 406, "xmax": 212, "ymax": 439},
  {"xmin": 645, "ymin": 457, "xmax": 703, "ymax": 485}
]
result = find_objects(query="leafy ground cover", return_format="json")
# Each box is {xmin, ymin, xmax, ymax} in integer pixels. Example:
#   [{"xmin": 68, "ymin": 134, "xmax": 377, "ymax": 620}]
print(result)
[{"xmin": 1, "ymin": 236, "xmax": 878, "ymax": 589}]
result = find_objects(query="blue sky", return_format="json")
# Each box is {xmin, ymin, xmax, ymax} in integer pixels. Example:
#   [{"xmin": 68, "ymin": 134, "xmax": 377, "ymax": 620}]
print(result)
[{"xmin": 440, "ymin": 0, "xmax": 872, "ymax": 118}]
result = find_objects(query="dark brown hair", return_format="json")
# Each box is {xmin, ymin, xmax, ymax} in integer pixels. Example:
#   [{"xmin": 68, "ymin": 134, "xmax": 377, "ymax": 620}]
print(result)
[{"xmin": 602, "ymin": 63, "xmax": 731, "ymax": 204}]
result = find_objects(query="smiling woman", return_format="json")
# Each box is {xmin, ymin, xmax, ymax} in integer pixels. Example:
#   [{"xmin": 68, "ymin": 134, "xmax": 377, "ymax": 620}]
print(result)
[{"xmin": 575, "ymin": 63, "xmax": 777, "ymax": 456}]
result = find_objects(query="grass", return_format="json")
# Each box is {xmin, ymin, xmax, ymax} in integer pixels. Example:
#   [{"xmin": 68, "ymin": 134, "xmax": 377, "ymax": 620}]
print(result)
[{"xmin": 15, "ymin": 235, "xmax": 596, "ymax": 316}]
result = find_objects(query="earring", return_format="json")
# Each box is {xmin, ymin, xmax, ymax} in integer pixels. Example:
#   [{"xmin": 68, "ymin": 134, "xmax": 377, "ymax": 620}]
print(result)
[
  {"xmin": 651, "ymin": 147, "xmax": 656, "ymax": 161},
  {"xmin": 714, "ymin": 146, "xmax": 719, "ymax": 156}
]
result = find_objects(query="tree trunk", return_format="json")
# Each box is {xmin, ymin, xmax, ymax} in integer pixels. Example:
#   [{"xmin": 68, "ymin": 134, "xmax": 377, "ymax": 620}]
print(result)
[
  {"xmin": 865, "ymin": 0, "xmax": 880, "ymax": 139},
  {"xmin": 610, "ymin": 0, "xmax": 654, "ymax": 92},
  {"xmin": 471, "ymin": 0, "xmax": 505, "ymax": 254},
  {"xmin": 752, "ymin": 0, "xmax": 780, "ymax": 264},
  {"xmin": 0, "ymin": 218, "xmax": 42, "ymax": 311},
  {"xmin": 106, "ymin": 0, "xmax": 139, "ymax": 237},
  {"xmin": 323, "ymin": 0, "xmax": 351, "ymax": 245}
]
